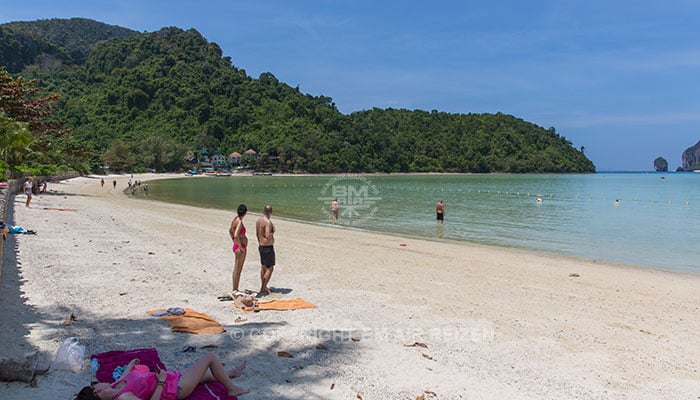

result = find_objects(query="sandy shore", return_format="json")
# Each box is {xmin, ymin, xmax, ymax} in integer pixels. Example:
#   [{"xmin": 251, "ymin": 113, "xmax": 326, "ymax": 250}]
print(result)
[{"xmin": 1, "ymin": 174, "xmax": 699, "ymax": 399}]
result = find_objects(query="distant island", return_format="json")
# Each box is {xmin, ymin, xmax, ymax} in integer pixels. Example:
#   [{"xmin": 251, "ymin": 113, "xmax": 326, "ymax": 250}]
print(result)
[
  {"xmin": 680, "ymin": 140, "xmax": 700, "ymax": 171},
  {"xmin": 0, "ymin": 18, "xmax": 595, "ymax": 174},
  {"xmin": 653, "ymin": 156, "xmax": 668, "ymax": 172}
]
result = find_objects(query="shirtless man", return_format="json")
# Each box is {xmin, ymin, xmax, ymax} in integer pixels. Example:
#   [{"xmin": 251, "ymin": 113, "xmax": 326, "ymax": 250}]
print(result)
[
  {"xmin": 256, "ymin": 205, "xmax": 276, "ymax": 295},
  {"xmin": 331, "ymin": 198, "xmax": 339, "ymax": 224},
  {"xmin": 436, "ymin": 200, "xmax": 445, "ymax": 223}
]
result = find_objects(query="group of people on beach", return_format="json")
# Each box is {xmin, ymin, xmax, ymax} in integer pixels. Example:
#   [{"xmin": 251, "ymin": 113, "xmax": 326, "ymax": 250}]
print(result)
[
  {"xmin": 73, "ymin": 177, "xmax": 252, "ymax": 400},
  {"xmin": 230, "ymin": 203, "xmax": 276, "ymax": 297},
  {"xmin": 100, "ymin": 177, "xmax": 149, "ymax": 196}
]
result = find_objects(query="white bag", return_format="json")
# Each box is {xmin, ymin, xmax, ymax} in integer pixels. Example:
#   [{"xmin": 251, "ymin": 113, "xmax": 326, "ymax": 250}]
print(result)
[{"xmin": 53, "ymin": 337, "xmax": 85, "ymax": 372}]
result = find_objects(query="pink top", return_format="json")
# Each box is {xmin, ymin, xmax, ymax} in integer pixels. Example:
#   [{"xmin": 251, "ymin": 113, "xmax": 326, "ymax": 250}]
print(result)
[
  {"xmin": 232, "ymin": 217, "xmax": 247, "ymax": 251},
  {"xmin": 113, "ymin": 369, "xmax": 180, "ymax": 400}
]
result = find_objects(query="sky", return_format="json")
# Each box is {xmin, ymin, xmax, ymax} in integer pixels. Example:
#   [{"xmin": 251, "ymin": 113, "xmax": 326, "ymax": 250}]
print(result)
[{"xmin": 2, "ymin": 0, "xmax": 700, "ymax": 171}]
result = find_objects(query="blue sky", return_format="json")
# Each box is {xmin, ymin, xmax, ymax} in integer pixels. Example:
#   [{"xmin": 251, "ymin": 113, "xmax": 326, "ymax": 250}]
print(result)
[{"xmin": 2, "ymin": 0, "xmax": 700, "ymax": 170}]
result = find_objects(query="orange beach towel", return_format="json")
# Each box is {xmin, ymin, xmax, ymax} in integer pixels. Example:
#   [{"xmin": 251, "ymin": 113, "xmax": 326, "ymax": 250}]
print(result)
[
  {"xmin": 147, "ymin": 308, "xmax": 225, "ymax": 334},
  {"xmin": 234, "ymin": 297, "xmax": 317, "ymax": 312}
]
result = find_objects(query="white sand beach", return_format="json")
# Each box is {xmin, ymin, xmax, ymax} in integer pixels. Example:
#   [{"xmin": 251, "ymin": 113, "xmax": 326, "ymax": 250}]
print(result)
[{"xmin": 1, "ymin": 174, "xmax": 699, "ymax": 399}]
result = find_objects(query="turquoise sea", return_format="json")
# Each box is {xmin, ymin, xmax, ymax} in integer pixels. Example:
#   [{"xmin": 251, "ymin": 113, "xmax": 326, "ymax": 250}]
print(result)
[{"xmin": 146, "ymin": 173, "xmax": 700, "ymax": 272}]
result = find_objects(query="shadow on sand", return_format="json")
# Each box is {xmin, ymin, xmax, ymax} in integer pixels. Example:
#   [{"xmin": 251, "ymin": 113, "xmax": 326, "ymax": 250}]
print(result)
[{"xmin": 0, "ymin": 199, "xmax": 361, "ymax": 400}]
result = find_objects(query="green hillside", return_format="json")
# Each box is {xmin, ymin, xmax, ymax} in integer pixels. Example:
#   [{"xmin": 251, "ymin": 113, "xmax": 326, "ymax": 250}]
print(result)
[
  {"xmin": 0, "ymin": 18, "xmax": 595, "ymax": 173},
  {"xmin": 0, "ymin": 18, "xmax": 136, "ymax": 72}
]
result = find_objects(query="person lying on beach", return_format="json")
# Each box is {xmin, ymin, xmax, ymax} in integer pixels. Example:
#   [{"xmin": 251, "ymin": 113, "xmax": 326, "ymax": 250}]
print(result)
[{"xmin": 76, "ymin": 353, "xmax": 249, "ymax": 400}]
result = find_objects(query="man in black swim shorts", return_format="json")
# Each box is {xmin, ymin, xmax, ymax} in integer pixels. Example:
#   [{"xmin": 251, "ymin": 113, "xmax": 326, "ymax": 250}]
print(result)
[
  {"xmin": 436, "ymin": 200, "xmax": 445, "ymax": 223},
  {"xmin": 256, "ymin": 205, "xmax": 276, "ymax": 295}
]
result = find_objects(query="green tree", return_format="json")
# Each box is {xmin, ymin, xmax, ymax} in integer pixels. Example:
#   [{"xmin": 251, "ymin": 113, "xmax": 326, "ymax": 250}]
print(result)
[
  {"xmin": 140, "ymin": 133, "xmax": 185, "ymax": 171},
  {"xmin": 0, "ymin": 114, "xmax": 35, "ymax": 166},
  {"xmin": 103, "ymin": 139, "xmax": 137, "ymax": 172}
]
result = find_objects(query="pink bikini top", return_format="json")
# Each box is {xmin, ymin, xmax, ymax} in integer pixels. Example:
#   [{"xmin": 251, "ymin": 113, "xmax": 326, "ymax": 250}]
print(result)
[{"xmin": 112, "ymin": 369, "xmax": 180, "ymax": 400}]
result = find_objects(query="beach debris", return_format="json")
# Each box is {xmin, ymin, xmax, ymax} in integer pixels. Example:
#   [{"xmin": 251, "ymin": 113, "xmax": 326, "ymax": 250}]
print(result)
[
  {"xmin": 218, "ymin": 295, "xmax": 234, "ymax": 301},
  {"xmin": 569, "ymin": 273, "xmax": 580, "ymax": 278},
  {"xmin": 148, "ymin": 251, "xmax": 155, "ymax": 255},
  {"xmin": 234, "ymin": 317, "xmax": 247, "ymax": 323},
  {"xmin": 356, "ymin": 393, "xmax": 364, "ymax": 400},
  {"xmin": 175, "ymin": 346, "xmax": 197, "ymax": 355},
  {"xmin": 234, "ymin": 295, "xmax": 257, "ymax": 310},
  {"xmin": 288, "ymin": 365, "xmax": 304, "ymax": 371},
  {"xmin": 277, "ymin": 351, "xmax": 294, "ymax": 358},
  {"xmin": 200, "ymin": 344, "xmax": 219, "ymax": 350},
  {"xmin": 417, "ymin": 390, "xmax": 438, "ymax": 399},
  {"xmin": 421, "ymin": 353, "xmax": 434, "ymax": 361},
  {"xmin": 119, "ymin": 292, "xmax": 127, "ymax": 296},
  {"xmin": 0, "ymin": 352, "xmax": 48, "ymax": 383},
  {"xmin": 404, "ymin": 341, "xmax": 428, "ymax": 349},
  {"xmin": 400, "ymin": 243, "xmax": 407, "ymax": 246},
  {"xmin": 315, "ymin": 343, "xmax": 328, "ymax": 350},
  {"xmin": 351, "ymin": 336, "xmax": 361, "ymax": 342},
  {"xmin": 62, "ymin": 312, "xmax": 77, "ymax": 326},
  {"xmin": 330, "ymin": 383, "xmax": 335, "ymax": 390}
]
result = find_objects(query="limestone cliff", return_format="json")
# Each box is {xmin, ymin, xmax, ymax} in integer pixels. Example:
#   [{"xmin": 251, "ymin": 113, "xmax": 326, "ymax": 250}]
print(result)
[{"xmin": 681, "ymin": 140, "xmax": 700, "ymax": 171}]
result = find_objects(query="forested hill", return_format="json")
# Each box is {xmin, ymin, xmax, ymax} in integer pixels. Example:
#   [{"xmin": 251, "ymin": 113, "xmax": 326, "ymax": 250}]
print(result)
[
  {"xmin": 0, "ymin": 18, "xmax": 136, "ymax": 72},
  {"xmin": 0, "ymin": 18, "xmax": 595, "ymax": 173}
]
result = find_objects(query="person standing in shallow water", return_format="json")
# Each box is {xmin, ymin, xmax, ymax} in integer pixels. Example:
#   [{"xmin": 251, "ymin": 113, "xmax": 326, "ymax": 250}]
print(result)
[
  {"xmin": 256, "ymin": 205, "xmax": 276, "ymax": 296},
  {"xmin": 436, "ymin": 200, "xmax": 445, "ymax": 223},
  {"xmin": 229, "ymin": 204, "xmax": 248, "ymax": 295},
  {"xmin": 331, "ymin": 198, "xmax": 339, "ymax": 224}
]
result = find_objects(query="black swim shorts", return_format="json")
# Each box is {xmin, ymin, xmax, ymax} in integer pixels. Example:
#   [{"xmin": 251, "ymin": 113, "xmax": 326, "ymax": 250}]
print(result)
[
  {"xmin": 259, "ymin": 245, "xmax": 276, "ymax": 268},
  {"xmin": 436, "ymin": 213, "xmax": 444, "ymax": 221}
]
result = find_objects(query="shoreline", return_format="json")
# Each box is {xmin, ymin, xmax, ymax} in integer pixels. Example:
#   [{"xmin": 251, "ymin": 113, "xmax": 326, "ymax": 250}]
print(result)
[
  {"xmin": 1, "ymin": 174, "xmax": 699, "ymax": 399},
  {"xmin": 142, "ymin": 173, "xmax": 697, "ymax": 276}
]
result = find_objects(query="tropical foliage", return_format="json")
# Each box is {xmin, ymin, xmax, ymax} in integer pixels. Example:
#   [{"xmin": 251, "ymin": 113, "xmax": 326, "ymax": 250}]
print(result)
[
  {"xmin": 0, "ymin": 66, "xmax": 69, "ymax": 177},
  {"xmin": 0, "ymin": 18, "xmax": 595, "ymax": 174}
]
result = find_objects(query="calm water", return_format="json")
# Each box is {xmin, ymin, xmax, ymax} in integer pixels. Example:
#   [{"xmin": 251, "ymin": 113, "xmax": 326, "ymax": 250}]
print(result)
[{"xmin": 146, "ymin": 173, "xmax": 700, "ymax": 272}]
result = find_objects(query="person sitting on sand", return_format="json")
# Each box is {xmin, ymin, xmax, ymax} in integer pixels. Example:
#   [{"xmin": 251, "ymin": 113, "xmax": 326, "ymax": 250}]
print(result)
[{"xmin": 76, "ymin": 353, "xmax": 249, "ymax": 400}]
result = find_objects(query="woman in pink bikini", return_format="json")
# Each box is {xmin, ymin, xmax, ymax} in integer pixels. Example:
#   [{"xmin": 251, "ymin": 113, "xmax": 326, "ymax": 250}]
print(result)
[
  {"xmin": 77, "ymin": 353, "xmax": 248, "ymax": 399},
  {"xmin": 229, "ymin": 204, "xmax": 248, "ymax": 295}
]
